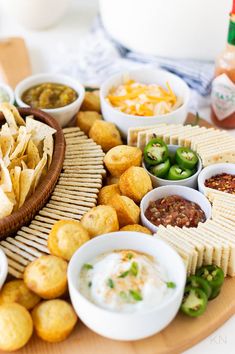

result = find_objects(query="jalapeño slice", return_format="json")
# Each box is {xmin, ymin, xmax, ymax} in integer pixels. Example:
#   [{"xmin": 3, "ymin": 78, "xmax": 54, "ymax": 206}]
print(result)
[
  {"xmin": 176, "ymin": 147, "xmax": 198, "ymax": 170},
  {"xmin": 180, "ymin": 286, "xmax": 208, "ymax": 317},
  {"xmin": 167, "ymin": 164, "xmax": 194, "ymax": 180},
  {"xmin": 196, "ymin": 265, "xmax": 224, "ymax": 300},
  {"xmin": 144, "ymin": 138, "xmax": 168, "ymax": 166},
  {"xmin": 186, "ymin": 275, "xmax": 212, "ymax": 299},
  {"xmin": 150, "ymin": 159, "xmax": 170, "ymax": 178}
]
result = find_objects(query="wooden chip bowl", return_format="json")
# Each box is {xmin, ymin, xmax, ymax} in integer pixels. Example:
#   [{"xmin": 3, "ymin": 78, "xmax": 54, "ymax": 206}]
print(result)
[{"xmin": 0, "ymin": 107, "xmax": 65, "ymax": 239}]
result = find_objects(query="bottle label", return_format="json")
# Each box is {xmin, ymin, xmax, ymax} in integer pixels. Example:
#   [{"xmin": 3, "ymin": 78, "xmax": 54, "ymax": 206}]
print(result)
[{"xmin": 211, "ymin": 73, "xmax": 235, "ymax": 121}]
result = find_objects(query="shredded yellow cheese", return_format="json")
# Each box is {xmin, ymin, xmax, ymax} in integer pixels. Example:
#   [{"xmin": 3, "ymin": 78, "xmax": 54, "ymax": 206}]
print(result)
[{"xmin": 106, "ymin": 80, "xmax": 182, "ymax": 116}]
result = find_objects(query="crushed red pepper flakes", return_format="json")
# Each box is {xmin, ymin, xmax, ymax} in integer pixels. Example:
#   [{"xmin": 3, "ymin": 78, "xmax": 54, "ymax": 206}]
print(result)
[{"xmin": 205, "ymin": 173, "xmax": 235, "ymax": 194}]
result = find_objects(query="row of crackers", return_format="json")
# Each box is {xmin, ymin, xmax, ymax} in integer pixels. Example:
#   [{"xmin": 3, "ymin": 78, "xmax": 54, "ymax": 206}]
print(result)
[
  {"xmin": 157, "ymin": 189, "xmax": 235, "ymax": 277},
  {"xmin": 128, "ymin": 124, "xmax": 235, "ymax": 167}
]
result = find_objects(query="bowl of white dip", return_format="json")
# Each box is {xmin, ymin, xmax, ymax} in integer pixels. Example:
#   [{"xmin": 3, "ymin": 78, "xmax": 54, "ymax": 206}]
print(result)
[{"xmin": 68, "ymin": 231, "xmax": 186, "ymax": 341}]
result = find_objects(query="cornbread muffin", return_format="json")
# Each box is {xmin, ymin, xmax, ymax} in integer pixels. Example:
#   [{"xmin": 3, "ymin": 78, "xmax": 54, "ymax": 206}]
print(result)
[
  {"xmin": 32, "ymin": 299, "xmax": 77, "ymax": 343},
  {"xmin": 104, "ymin": 145, "xmax": 142, "ymax": 177},
  {"xmin": 0, "ymin": 280, "xmax": 40, "ymax": 310},
  {"xmin": 89, "ymin": 120, "xmax": 122, "ymax": 152},
  {"xmin": 48, "ymin": 220, "xmax": 90, "ymax": 261},
  {"xmin": 0, "ymin": 303, "xmax": 33, "ymax": 351},
  {"xmin": 24, "ymin": 255, "xmax": 68, "ymax": 299},
  {"xmin": 81, "ymin": 91, "xmax": 101, "ymax": 112},
  {"xmin": 106, "ymin": 175, "xmax": 120, "ymax": 185},
  {"xmin": 108, "ymin": 195, "xmax": 140, "ymax": 227},
  {"xmin": 81, "ymin": 205, "xmax": 119, "ymax": 237},
  {"xmin": 119, "ymin": 166, "xmax": 152, "ymax": 203},
  {"xmin": 97, "ymin": 184, "xmax": 121, "ymax": 205},
  {"xmin": 120, "ymin": 224, "xmax": 152, "ymax": 235},
  {"xmin": 76, "ymin": 111, "xmax": 102, "ymax": 134}
]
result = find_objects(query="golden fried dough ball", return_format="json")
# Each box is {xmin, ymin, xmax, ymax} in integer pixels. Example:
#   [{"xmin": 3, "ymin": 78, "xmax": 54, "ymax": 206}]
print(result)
[
  {"xmin": 32, "ymin": 299, "xmax": 77, "ymax": 343},
  {"xmin": 104, "ymin": 145, "xmax": 142, "ymax": 177},
  {"xmin": 76, "ymin": 111, "xmax": 102, "ymax": 135},
  {"xmin": 81, "ymin": 91, "xmax": 101, "ymax": 112},
  {"xmin": 24, "ymin": 255, "xmax": 67, "ymax": 299},
  {"xmin": 120, "ymin": 224, "xmax": 152, "ymax": 235},
  {"xmin": 0, "ymin": 280, "xmax": 40, "ymax": 310},
  {"xmin": 106, "ymin": 175, "xmax": 119, "ymax": 185},
  {"xmin": 48, "ymin": 220, "xmax": 90, "ymax": 261},
  {"xmin": 98, "ymin": 184, "xmax": 121, "ymax": 205},
  {"xmin": 80, "ymin": 205, "xmax": 119, "ymax": 237},
  {"xmin": 0, "ymin": 303, "xmax": 33, "ymax": 351},
  {"xmin": 119, "ymin": 166, "xmax": 152, "ymax": 203},
  {"xmin": 108, "ymin": 195, "xmax": 140, "ymax": 227},
  {"xmin": 89, "ymin": 120, "xmax": 122, "ymax": 152}
]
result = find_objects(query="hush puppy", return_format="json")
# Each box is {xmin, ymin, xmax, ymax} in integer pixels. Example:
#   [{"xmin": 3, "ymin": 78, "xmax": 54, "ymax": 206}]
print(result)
[
  {"xmin": 119, "ymin": 166, "xmax": 152, "ymax": 203},
  {"xmin": 32, "ymin": 299, "xmax": 77, "ymax": 343},
  {"xmin": 0, "ymin": 303, "xmax": 33, "ymax": 351},
  {"xmin": 89, "ymin": 120, "xmax": 122, "ymax": 152},
  {"xmin": 48, "ymin": 220, "xmax": 90, "ymax": 261},
  {"xmin": 108, "ymin": 195, "xmax": 140, "ymax": 227},
  {"xmin": 120, "ymin": 224, "xmax": 152, "ymax": 235},
  {"xmin": 98, "ymin": 184, "xmax": 121, "ymax": 205},
  {"xmin": 24, "ymin": 255, "xmax": 68, "ymax": 299},
  {"xmin": 104, "ymin": 145, "xmax": 142, "ymax": 177},
  {"xmin": 0, "ymin": 280, "xmax": 40, "ymax": 310},
  {"xmin": 80, "ymin": 205, "xmax": 119, "ymax": 237},
  {"xmin": 81, "ymin": 91, "xmax": 101, "ymax": 112},
  {"xmin": 76, "ymin": 111, "xmax": 102, "ymax": 135}
]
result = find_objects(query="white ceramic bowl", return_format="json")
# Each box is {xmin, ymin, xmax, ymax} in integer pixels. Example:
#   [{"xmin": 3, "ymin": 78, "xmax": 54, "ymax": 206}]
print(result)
[
  {"xmin": 100, "ymin": 68, "xmax": 190, "ymax": 137},
  {"xmin": 198, "ymin": 163, "xmax": 235, "ymax": 195},
  {"xmin": 68, "ymin": 231, "xmax": 186, "ymax": 341},
  {"xmin": 0, "ymin": 248, "xmax": 8, "ymax": 290},
  {"xmin": 0, "ymin": 83, "xmax": 15, "ymax": 104},
  {"xmin": 143, "ymin": 145, "xmax": 202, "ymax": 189},
  {"xmin": 140, "ymin": 185, "xmax": 212, "ymax": 233},
  {"xmin": 15, "ymin": 73, "xmax": 85, "ymax": 127}
]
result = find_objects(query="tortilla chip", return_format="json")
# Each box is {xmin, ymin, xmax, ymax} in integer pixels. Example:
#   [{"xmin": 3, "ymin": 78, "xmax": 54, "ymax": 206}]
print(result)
[
  {"xmin": 8, "ymin": 155, "xmax": 27, "ymax": 170},
  {"xmin": 10, "ymin": 166, "xmax": 21, "ymax": 210},
  {"xmin": 27, "ymin": 140, "xmax": 40, "ymax": 169},
  {"xmin": 43, "ymin": 135, "xmax": 54, "ymax": 168},
  {"xmin": 0, "ymin": 187, "xmax": 14, "ymax": 218},
  {"xmin": 3, "ymin": 102, "xmax": 26, "ymax": 126},
  {"xmin": 26, "ymin": 116, "xmax": 56, "ymax": 145},
  {"xmin": 0, "ymin": 103, "xmax": 18, "ymax": 134},
  {"xmin": 0, "ymin": 158, "xmax": 12, "ymax": 192},
  {"xmin": 10, "ymin": 127, "xmax": 31, "ymax": 160},
  {"xmin": 19, "ymin": 169, "xmax": 35, "ymax": 208},
  {"xmin": 21, "ymin": 160, "xmax": 28, "ymax": 170},
  {"xmin": 32, "ymin": 154, "xmax": 47, "ymax": 192}
]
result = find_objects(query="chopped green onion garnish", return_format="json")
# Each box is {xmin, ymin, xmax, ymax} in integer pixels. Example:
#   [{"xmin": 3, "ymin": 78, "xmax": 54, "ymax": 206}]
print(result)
[
  {"xmin": 118, "ymin": 270, "xmax": 129, "ymax": 278},
  {"xmin": 127, "ymin": 253, "xmax": 134, "ymax": 260},
  {"xmin": 107, "ymin": 278, "xmax": 115, "ymax": 289},
  {"xmin": 129, "ymin": 289, "xmax": 143, "ymax": 301},
  {"xmin": 83, "ymin": 263, "xmax": 93, "ymax": 270},
  {"xmin": 166, "ymin": 281, "xmax": 176, "ymax": 289},
  {"xmin": 130, "ymin": 261, "xmax": 138, "ymax": 276},
  {"xmin": 119, "ymin": 291, "xmax": 129, "ymax": 301}
]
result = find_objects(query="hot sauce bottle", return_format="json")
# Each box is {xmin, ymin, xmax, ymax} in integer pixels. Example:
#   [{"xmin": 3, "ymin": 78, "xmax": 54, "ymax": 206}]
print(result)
[{"xmin": 211, "ymin": 1, "xmax": 235, "ymax": 128}]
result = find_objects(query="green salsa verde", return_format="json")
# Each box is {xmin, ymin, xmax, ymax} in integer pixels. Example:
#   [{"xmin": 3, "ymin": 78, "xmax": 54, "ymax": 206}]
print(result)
[{"xmin": 22, "ymin": 82, "xmax": 78, "ymax": 109}]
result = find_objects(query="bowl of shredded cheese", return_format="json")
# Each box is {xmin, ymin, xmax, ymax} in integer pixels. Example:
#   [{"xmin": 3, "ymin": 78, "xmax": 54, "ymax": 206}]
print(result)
[{"xmin": 100, "ymin": 68, "xmax": 190, "ymax": 137}]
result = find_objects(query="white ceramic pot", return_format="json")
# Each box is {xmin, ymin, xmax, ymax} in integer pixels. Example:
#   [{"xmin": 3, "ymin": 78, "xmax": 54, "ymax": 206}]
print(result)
[
  {"xmin": 2, "ymin": 0, "xmax": 71, "ymax": 30},
  {"xmin": 100, "ymin": 68, "xmax": 190, "ymax": 137},
  {"xmin": 140, "ymin": 185, "xmax": 212, "ymax": 233},
  {"xmin": 68, "ymin": 232, "xmax": 186, "ymax": 341},
  {"xmin": 15, "ymin": 73, "xmax": 85, "ymax": 127},
  {"xmin": 198, "ymin": 163, "xmax": 235, "ymax": 195},
  {"xmin": 100, "ymin": 0, "xmax": 230, "ymax": 60},
  {"xmin": 142, "ymin": 145, "xmax": 202, "ymax": 189}
]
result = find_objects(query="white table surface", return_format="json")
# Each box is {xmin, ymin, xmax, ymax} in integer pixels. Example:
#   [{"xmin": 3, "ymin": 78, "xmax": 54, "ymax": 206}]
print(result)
[{"xmin": 0, "ymin": 0, "xmax": 234, "ymax": 353}]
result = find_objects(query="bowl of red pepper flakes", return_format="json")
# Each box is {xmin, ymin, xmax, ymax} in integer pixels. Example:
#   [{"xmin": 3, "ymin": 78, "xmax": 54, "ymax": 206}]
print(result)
[{"xmin": 198, "ymin": 163, "xmax": 235, "ymax": 195}]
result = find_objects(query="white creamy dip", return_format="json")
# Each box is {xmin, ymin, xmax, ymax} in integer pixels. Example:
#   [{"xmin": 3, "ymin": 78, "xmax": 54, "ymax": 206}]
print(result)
[{"xmin": 79, "ymin": 250, "xmax": 175, "ymax": 313}]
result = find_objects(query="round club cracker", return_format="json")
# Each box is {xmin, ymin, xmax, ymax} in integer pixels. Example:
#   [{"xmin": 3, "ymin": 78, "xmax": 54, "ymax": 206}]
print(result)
[
  {"xmin": 108, "ymin": 195, "xmax": 140, "ymax": 227},
  {"xmin": 48, "ymin": 220, "xmax": 90, "ymax": 261},
  {"xmin": 0, "ymin": 280, "xmax": 40, "ymax": 310},
  {"xmin": 119, "ymin": 166, "xmax": 152, "ymax": 203},
  {"xmin": 89, "ymin": 120, "xmax": 122, "ymax": 152},
  {"xmin": 32, "ymin": 299, "xmax": 77, "ymax": 343},
  {"xmin": 0, "ymin": 303, "xmax": 33, "ymax": 351},
  {"xmin": 24, "ymin": 255, "xmax": 68, "ymax": 299},
  {"xmin": 104, "ymin": 145, "xmax": 142, "ymax": 177},
  {"xmin": 80, "ymin": 205, "xmax": 119, "ymax": 237}
]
